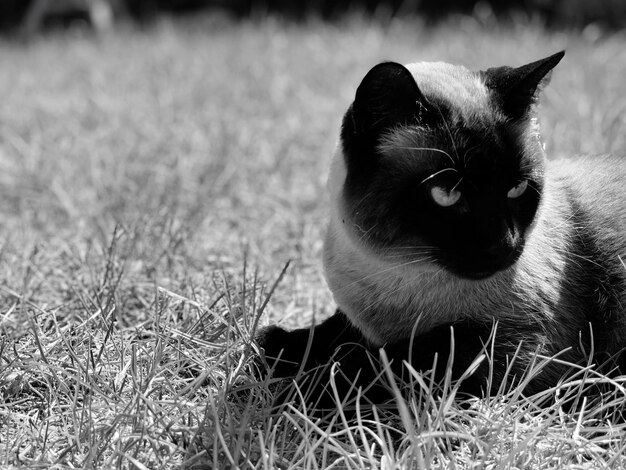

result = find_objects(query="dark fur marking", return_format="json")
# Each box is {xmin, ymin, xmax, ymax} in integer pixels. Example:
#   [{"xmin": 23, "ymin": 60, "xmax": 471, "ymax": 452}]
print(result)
[
  {"xmin": 256, "ymin": 311, "xmax": 500, "ymax": 412},
  {"xmin": 342, "ymin": 62, "xmax": 548, "ymax": 279}
]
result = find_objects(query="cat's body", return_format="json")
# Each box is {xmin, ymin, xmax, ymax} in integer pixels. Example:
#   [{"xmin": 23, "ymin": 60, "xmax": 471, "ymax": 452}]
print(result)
[
  {"xmin": 325, "ymin": 155, "xmax": 626, "ymax": 351},
  {"xmin": 257, "ymin": 52, "xmax": 626, "ymax": 405}
]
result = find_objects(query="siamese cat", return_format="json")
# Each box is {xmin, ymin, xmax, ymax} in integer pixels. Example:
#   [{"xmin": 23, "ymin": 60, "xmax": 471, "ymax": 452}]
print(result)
[{"xmin": 256, "ymin": 51, "xmax": 626, "ymax": 408}]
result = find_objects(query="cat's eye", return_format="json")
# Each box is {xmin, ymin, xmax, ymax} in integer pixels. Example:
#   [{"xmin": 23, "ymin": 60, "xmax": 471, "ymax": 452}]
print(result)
[
  {"xmin": 507, "ymin": 180, "xmax": 528, "ymax": 199},
  {"xmin": 431, "ymin": 186, "xmax": 461, "ymax": 207}
]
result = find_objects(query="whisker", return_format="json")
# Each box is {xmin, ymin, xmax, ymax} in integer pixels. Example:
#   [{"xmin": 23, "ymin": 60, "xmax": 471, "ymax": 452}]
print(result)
[
  {"xmin": 526, "ymin": 182, "xmax": 541, "ymax": 197},
  {"xmin": 351, "ymin": 192, "xmax": 373, "ymax": 212},
  {"xmin": 552, "ymin": 247, "xmax": 605, "ymax": 270},
  {"xmin": 384, "ymin": 253, "xmax": 436, "ymax": 261},
  {"xmin": 451, "ymin": 176, "xmax": 464, "ymax": 193},
  {"xmin": 393, "ymin": 146, "xmax": 457, "ymax": 167},
  {"xmin": 353, "ymin": 222, "xmax": 378, "ymax": 244},
  {"xmin": 333, "ymin": 256, "xmax": 436, "ymax": 294},
  {"xmin": 387, "ymin": 246, "xmax": 435, "ymax": 251},
  {"xmin": 384, "ymin": 249, "xmax": 434, "ymax": 256},
  {"xmin": 420, "ymin": 167, "xmax": 458, "ymax": 186}
]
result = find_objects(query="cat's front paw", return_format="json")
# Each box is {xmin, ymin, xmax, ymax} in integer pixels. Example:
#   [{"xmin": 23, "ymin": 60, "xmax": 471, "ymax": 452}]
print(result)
[{"xmin": 253, "ymin": 325, "xmax": 302, "ymax": 378}]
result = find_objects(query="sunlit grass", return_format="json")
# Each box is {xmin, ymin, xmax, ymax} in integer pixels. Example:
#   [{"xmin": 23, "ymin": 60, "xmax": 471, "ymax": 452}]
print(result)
[{"xmin": 1, "ymin": 13, "xmax": 626, "ymax": 468}]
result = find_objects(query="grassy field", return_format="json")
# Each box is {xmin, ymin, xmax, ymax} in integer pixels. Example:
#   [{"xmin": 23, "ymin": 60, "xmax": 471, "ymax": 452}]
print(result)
[{"xmin": 1, "ymin": 13, "xmax": 626, "ymax": 469}]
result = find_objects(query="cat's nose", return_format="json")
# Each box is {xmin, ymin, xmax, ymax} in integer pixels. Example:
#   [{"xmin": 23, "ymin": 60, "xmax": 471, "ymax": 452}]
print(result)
[{"xmin": 490, "ymin": 229, "xmax": 520, "ymax": 252}]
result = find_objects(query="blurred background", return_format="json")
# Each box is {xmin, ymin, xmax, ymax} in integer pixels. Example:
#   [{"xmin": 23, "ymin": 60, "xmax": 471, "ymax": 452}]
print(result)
[{"xmin": 1, "ymin": 0, "xmax": 626, "ymax": 36}]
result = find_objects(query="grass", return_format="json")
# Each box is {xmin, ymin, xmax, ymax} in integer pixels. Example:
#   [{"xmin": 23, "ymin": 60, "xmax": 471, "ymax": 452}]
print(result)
[{"xmin": 1, "ymin": 12, "xmax": 626, "ymax": 469}]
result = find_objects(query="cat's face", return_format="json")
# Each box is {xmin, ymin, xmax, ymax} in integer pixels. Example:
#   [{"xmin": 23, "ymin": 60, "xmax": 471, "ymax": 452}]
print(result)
[{"xmin": 338, "ymin": 52, "xmax": 564, "ymax": 280}]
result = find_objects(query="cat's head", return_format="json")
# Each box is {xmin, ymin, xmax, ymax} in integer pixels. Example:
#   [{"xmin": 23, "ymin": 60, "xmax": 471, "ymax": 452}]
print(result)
[{"xmin": 334, "ymin": 52, "xmax": 564, "ymax": 280}]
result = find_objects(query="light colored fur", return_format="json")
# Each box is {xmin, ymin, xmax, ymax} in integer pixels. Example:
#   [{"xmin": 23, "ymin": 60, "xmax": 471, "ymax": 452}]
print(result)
[{"xmin": 404, "ymin": 62, "xmax": 492, "ymax": 121}]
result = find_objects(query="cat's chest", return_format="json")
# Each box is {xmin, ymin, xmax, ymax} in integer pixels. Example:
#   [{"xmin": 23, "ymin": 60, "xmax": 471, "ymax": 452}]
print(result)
[{"xmin": 323, "ymin": 222, "xmax": 511, "ymax": 345}]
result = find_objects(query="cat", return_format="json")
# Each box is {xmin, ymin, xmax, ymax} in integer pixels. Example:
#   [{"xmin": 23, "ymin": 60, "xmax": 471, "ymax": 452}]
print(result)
[{"xmin": 255, "ymin": 51, "xmax": 626, "ymax": 411}]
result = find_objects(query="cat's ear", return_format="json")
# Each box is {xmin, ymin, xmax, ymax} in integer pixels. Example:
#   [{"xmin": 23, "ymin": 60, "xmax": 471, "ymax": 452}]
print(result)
[
  {"xmin": 353, "ymin": 62, "xmax": 429, "ymax": 134},
  {"xmin": 482, "ymin": 51, "xmax": 565, "ymax": 119}
]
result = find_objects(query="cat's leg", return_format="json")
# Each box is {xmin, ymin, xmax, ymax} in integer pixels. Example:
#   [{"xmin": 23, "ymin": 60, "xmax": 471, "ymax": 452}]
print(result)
[
  {"xmin": 255, "ymin": 310, "xmax": 392, "ymax": 410},
  {"xmin": 384, "ymin": 320, "xmax": 500, "ymax": 397},
  {"xmin": 254, "ymin": 314, "xmax": 500, "ymax": 411},
  {"xmin": 255, "ymin": 309, "xmax": 368, "ymax": 377},
  {"xmin": 255, "ymin": 314, "xmax": 596, "ymax": 412},
  {"xmin": 256, "ymin": 314, "xmax": 493, "ymax": 383}
]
